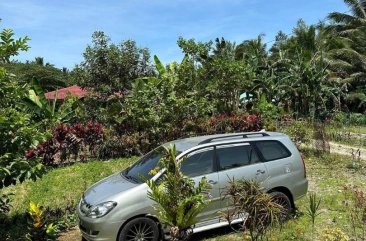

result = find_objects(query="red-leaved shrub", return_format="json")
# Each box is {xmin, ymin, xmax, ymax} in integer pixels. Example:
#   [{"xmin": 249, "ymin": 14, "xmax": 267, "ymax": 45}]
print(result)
[{"xmin": 26, "ymin": 121, "xmax": 104, "ymax": 166}]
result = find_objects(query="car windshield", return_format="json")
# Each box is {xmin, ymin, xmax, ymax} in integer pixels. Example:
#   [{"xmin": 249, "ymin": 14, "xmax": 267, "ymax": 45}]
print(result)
[{"xmin": 121, "ymin": 146, "xmax": 166, "ymax": 183}]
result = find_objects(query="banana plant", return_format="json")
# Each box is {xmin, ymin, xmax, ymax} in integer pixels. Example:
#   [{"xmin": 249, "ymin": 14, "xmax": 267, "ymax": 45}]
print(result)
[{"xmin": 23, "ymin": 78, "xmax": 78, "ymax": 126}]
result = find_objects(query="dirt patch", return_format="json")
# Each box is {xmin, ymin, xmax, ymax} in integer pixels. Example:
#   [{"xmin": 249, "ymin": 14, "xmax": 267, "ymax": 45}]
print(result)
[
  {"xmin": 58, "ymin": 227, "xmax": 81, "ymax": 241},
  {"xmin": 328, "ymin": 142, "xmax": 366, "ymax": 160}
]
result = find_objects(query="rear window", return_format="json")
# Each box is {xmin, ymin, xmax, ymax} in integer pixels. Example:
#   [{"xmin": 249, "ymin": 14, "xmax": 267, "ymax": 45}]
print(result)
[{"xmin": 255, "ymin": 141, "xmax": 291, "ymax": 161}]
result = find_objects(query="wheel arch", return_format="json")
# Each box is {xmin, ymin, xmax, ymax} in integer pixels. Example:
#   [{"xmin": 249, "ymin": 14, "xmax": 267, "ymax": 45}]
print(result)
[
  {"xmin": 116, "ymin": 214, "xmax": 162, "ymax": 241},
  {"xmin": 268, "ymin": 186, "xmax": 295, "ymax": 209}
]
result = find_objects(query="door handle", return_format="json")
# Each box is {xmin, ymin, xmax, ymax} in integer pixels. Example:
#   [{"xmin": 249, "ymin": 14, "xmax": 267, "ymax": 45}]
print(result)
[
  {"xmin": 208, "ymin": 180, "xmax": 217, "ymax": 185},
  {"xmin": 256, "ymin": 169, "xmax": 266, "ymax": 175}
]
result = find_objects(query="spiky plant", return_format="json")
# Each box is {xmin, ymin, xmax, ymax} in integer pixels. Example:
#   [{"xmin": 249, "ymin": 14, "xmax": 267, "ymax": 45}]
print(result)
[
  {"xmin": 146, "ymin": 145, "xmax": 210, "ymax": 241},
  {"xmin": 223, "ymin": 179, "xmax": 283, "ymax": 241}
]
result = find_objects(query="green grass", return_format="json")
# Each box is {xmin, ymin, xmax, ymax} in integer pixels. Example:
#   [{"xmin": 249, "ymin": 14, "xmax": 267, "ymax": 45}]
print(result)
[
  {"xmin": 3, "ymin": 157, "xmax": 137, "ymax": 215},
  {"xmin": 338, "ymin": 125, "xmax": 366, "ymax": 135},
  {"xmin": 0, "ymin": 157, "xmax": 137, "ymax": 241},
  {"xmin": 2, "ymin": 150, "xmax": 366, "ymax": 241}
]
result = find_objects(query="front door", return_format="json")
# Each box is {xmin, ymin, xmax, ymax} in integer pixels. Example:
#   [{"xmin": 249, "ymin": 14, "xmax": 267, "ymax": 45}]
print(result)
[{"xmin": 180, "ymin": 147, "xmax": 220, "ymax": 222}]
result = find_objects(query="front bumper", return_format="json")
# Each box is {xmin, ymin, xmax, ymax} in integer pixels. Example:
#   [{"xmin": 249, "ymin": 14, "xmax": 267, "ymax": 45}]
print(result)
[{"xmin": 78, "ymin": 208, "xmax": 124, "ymax": 241}]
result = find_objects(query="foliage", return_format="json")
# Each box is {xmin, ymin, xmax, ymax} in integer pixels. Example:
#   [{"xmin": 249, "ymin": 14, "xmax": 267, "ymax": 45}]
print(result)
[
  {"xmin": 0, "ymin": 60, "xmax": 68, "ymax": 91},
  {"xmin": 327, "ymin": 0, "xmax": 366, "ymax": 113},
  {"xmin": 23, "ymin": 78, "xmax": 79, "ymax": 127},
  {"xmin": 0, "ymin": 25, "xmax": 30, "ymax": 63},
  {"xmin": 0, "ymin": 24, "xmax": 51, "ymax": 223},
  {"xmin": 331, "ymin": 111, "xmax": 366, "ymax": 126},
  {"xmin": 25, "ymin": 201, "xmax": 57, "ymax": 241},
  {"xmin": 208, "ymin": 113, "xmax": 263, "ymax": 133},
  {"xmin": 306, "ymin": 192, "xmax": 322, "ymax": 240},
  {"xmin": 0, "ymin": 193, "xmax": 13, "ymax": 214},
  {"xmin": 146, "ymin": 145, "xmax": 210, "ymax": 241},
  {"xmin": 80, "ymin": 31, "xmax": 153, "ymax": 94},
  {"xmin": 343, "ymin": 184, "xmax": 366, "ymax": 240},
  {"xmin": 0, "ymin": 69, "xmax": 48, "ymax": 190},
  {"xmin": 223, "ymin": 179, "xmax": 283, "ymax": 241},
  {"xmin": 44, "ymin": 201, "xmax": 77, "ymax": 231},
  {"xmin": 283, "ymin": 120, "xmax": 312, "ymax": 147},
  {"xmin": 26, "ymin": 121, "xmax": 104, "ymax": 166},
  {"xmin": 318, "ymin": 227, "xmax": 349, "ymax": 241}
]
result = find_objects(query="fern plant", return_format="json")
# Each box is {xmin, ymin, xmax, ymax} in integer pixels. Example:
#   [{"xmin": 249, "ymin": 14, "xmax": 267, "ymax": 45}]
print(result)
[{"xmin": 146, "ymin": 145, "xmax": 210, "ymax": 241}]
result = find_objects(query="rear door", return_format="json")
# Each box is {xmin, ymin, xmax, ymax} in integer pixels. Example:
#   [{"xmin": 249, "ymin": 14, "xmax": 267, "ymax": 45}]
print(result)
[
  {"xmin": 253, "ymin": 140, "xmax": 295, "ymax": 191},
  {"xmin": 216, "ymin": 143, "xmax": 269, "ymax": 209}
]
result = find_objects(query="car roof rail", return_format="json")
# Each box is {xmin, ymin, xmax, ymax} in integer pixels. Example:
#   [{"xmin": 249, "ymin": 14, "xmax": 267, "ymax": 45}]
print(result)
[{"xmin": 198, "ymin": 132, "xmax": 270, "ymax": 145}]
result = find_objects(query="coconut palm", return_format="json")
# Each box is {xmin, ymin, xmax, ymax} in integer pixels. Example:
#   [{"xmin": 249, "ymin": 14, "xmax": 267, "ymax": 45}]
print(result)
[{"xmin": 327, "ymin": 0, "xmax": 366, "ymax": 112}]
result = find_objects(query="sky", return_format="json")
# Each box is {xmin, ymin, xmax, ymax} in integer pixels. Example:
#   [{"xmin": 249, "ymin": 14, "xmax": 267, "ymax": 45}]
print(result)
[{"xmin": 0, "ymin": 0, "xmax": 348, "ymax": 70}]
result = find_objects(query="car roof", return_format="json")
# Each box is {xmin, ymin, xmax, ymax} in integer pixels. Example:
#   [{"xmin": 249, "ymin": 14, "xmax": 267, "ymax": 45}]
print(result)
[{"xmin": 163, "ymin": 132, "xmax": 286, "ymax": 153}]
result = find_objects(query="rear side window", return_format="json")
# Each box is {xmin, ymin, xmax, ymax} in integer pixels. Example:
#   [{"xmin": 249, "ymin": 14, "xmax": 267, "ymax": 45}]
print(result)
[
  {"xmin": 255, "ymin": 141, "xmax": 291, "ymax": 161},
  {"xmin": 216, "ymin": 145, "xmax": 259, "ymax": 170},
  {"xmin": 181, "ymin": 148, "xmax": 214, "ymax": 177}
]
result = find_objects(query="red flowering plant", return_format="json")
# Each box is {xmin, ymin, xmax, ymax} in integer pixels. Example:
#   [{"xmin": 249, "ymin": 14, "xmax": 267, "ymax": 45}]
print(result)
[
  {"xmin": 208, "ymin": 113, "xmax": 263, "ymax": 133},
  {"xmin": 26, "ymin": 121, "xmax": 104, "ymax": 166}
]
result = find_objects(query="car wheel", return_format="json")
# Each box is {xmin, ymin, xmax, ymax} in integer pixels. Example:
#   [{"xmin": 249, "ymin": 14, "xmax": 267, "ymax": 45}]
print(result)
[
  {"xmin": 270, "ymin": 191, "xmax": 292, "ymax": 220},
  {"xmin": 119, "ymin": 217, "xmax": 159, "ymax": 241}
]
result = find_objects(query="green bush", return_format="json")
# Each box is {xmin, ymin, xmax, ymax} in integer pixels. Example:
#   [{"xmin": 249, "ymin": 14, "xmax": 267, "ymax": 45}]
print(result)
[
  {"xmin": 332, "ymin": 112, "xmax": 366, "ymax": 126},
  {"xmin": 283, "ymin": 121, "xmax": 312, "ymax": 147}
]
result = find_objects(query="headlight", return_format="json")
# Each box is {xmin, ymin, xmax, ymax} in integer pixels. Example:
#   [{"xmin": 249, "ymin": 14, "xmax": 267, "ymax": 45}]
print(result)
[{"xmin": 86, "ymin": 201, "xmax": 117, "ymax": 218}]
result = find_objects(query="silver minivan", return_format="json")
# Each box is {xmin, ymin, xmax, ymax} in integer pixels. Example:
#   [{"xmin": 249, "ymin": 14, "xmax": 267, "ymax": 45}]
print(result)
[{"xmin": 78, "ymin": 132, "xmax": 308, "ymax": 241}]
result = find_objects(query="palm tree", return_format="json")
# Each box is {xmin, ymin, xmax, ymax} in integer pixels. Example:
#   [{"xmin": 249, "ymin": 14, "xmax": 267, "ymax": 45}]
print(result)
[{"xmin": 327, "ymin": 0, "xmax": 366, "ymax": 112}]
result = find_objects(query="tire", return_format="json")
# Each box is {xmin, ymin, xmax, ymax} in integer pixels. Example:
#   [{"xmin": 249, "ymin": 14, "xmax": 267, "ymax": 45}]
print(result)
[
  {"xmin": 118, "ymin": 217, "xmax": 160, "ymax": 241},
  {"xmin": 269, "ymin": 191, "xmax": 292, "ymax": 221}
]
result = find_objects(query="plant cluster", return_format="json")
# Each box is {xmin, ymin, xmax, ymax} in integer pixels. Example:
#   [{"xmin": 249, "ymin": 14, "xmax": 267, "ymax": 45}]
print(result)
[
  {"xmin": 222, "ymin": 179, "xmax": 284, "ymax": 241},
  {"xmin": 283, "ymin": 120, "xmax": 313, "ymax": 148},
  {"xmin": 44, "ymin": 202, "xmax": 77, "ymax": 231},
  {"xmin": 343, "ymin": 184, "xmax": 366, "ymax": 240},
  {"xmin": 98, "ymin": 113, "xmax": 263, "ymax": 159},
  {"xmin": 25, "ymin": 201, "xmax": 57, "ymax": 241},
  {"xmin": 26, "ymin": 121, "xmax": 103, "ymax": 166},
  {"xmin": 146, "ymin": 145, "xmax": 211, "ymax": 241}
]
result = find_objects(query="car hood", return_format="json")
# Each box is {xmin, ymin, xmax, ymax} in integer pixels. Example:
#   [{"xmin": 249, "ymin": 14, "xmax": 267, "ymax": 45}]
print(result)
[{"xmin": 83, "ymin": 172, "xmax": 139, "ymax": 205}]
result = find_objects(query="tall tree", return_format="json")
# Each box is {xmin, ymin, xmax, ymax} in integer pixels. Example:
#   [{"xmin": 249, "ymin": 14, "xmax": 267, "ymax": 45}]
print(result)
[
  {"xmin": 327, "ymin": 0, "xmax": 366, "ymax": 112},
  {"xmin": 81, "ymin": 31, "xmax": 153, "ymax": 95}
]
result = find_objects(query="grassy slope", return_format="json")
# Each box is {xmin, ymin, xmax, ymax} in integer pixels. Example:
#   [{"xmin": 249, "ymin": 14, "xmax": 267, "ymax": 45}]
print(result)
[
  {"xmin": 4, "ymin": 157, "xmax": 137, "ymax": 214},
  {"xmin": 2, "ymin": 150, "xmax": 366, "ymax": 240}
]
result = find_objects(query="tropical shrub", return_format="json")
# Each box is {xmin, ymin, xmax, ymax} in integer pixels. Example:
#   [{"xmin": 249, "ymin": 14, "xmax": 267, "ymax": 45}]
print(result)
[
  {"xmin": 222, "ymin": 179, "xmax": 283, "ymax": 241},
  {"xmin": 23, "ymin": 78, "xmax": 80, "ymax": 128},
  {"xmin": 331, "ymin": 112, "xmax": 366, "ymax": 126},
  {"xmin": 208, "ymin": 113, "xmax": 263, "ymax": 133},
  {"xmin": 146, "ymin": 145, "xmax": 210, "ymax": 241},
  {"xmin": 343, "ymin": 184, "xmax": 366, "ymax": 240},
  {"xmin": 26, "ymin": 121, "xmax": 104, "ymax": 166},
  {"xmin": 283, "ymin": 121, "xmax": 312, "ymax": 147},
  {"xmin": 25, "ymin": 201, "xmax": 57, "ymax": 241}
]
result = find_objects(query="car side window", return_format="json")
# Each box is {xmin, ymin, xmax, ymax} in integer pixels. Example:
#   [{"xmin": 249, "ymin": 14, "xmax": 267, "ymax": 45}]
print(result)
[
  {"xmin": 255, "ymin": 141, "xmax": 291, "ymax": 161},
  {"xmin": 180, "ymin": 148, "xmax": 214, "ymax": 177},
  {"xmin": 216, "ymin": 144, "xmax": 259, "ymax": 170}
]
